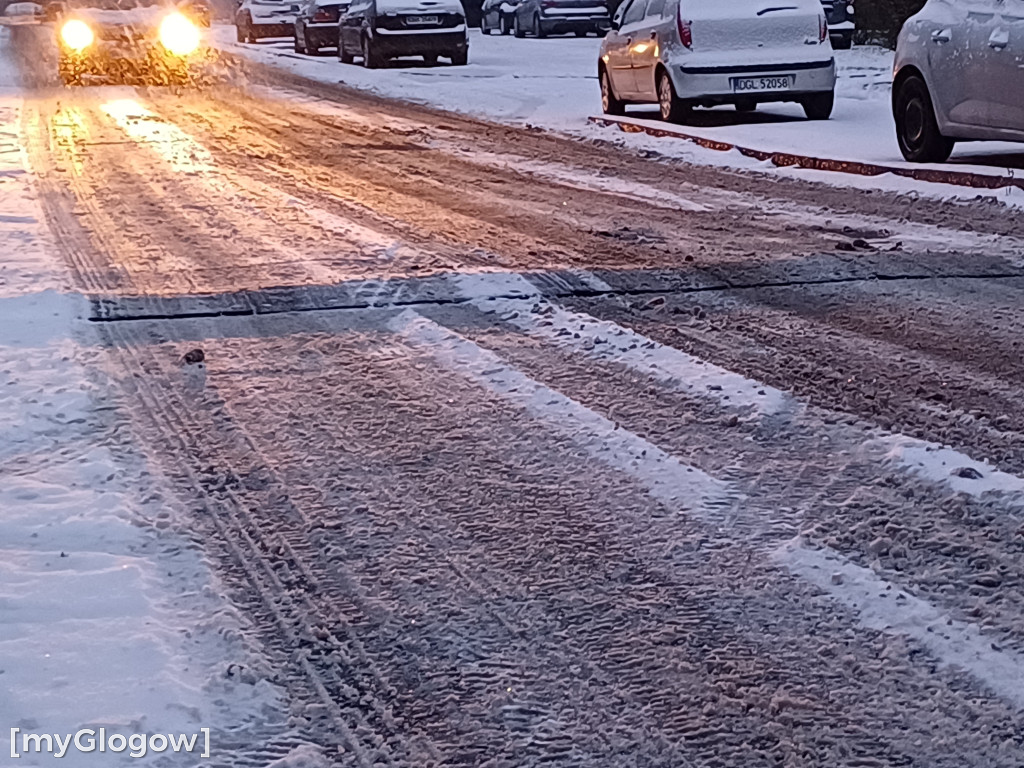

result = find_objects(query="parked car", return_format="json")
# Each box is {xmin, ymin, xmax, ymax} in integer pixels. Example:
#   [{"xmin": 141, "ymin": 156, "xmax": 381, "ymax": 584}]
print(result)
[
  {"xmin": 235, "ymin": 0, "xmax": 298, "ymax": 43},
  {"xmin": 599, "ymin": 0, "xmax": 836, "ymax": 122},
  {"xmin": 294, "ymin": 0, "xmax": 347, "ymax": 52},
  {"xmin": 512, "ymin": 0, "xmax": 610, "ymax": 37},
  {"xmin": 892, "ymin": 0, "xmax": 1024, "ymax": 163},
  {"xmin": 480, "ymin": 0, "xmax": 516, "ymax": 35},
  {"xmin": 820, "ymin": 0, "xmax": 854, "ymax": 49},
  {"xmin": 338, "ymin": 0, "xmax": 468, "ymax": 67}
]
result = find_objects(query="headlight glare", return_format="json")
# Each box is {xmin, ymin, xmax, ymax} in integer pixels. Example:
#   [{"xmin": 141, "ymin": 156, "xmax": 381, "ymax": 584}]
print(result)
[
  {"xmin": 159, "ymin": 12, "xmax": 200, "ymax": 56},
  {"xmin": 60, "ymin": 19, "xmax": 94, "ymax": 51}
]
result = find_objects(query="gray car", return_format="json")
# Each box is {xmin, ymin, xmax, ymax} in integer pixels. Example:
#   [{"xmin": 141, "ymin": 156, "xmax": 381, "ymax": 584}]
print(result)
[{"xmin": 893, "ymin": 0, "xmax": 1024, "ymax": 163}]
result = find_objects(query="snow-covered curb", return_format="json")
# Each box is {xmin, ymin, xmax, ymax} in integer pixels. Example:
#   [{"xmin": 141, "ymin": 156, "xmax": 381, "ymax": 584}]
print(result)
[{"xmin": 213, "ymin": 26, "xmax": 1024, "ymax": 208}]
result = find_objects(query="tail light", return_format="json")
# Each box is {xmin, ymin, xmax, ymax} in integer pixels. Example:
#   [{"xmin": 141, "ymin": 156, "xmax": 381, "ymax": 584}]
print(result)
[
  {"xmin": 541, "ymin": 1, "xmax": 556, "ymax": 7},
  {"xmin": 676, "ymin": 10, "xmax": 691, "ymax": 48},
  {"xmin": 818, "ymin": 14, "xmax": 827, "ymax": 42},
  {"xmin": 312, "ymin": 7, "xmax": 336, "ymax": 21}
]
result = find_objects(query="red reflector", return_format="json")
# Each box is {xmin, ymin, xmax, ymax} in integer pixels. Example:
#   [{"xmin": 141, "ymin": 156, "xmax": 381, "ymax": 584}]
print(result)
[{"xmin": 677, "ymin": 17, "xmax": 691, "ymax": 48}]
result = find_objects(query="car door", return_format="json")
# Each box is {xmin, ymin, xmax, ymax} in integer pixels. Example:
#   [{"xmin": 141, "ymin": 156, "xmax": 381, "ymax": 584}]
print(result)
[
  {"xmin": 629, "ymin": 0, "xmax": 667, "ymax": 100},
  {"xmin": 986, "ymin": 0, "xmax": 1024, "ymax": 132},
  {"xmin": 920, "ymin": 0, "xmax": 976, "ymax": 129},
  {"xmin": 603, "ymin": 0, "xmax": 635, "ymax": 97}
]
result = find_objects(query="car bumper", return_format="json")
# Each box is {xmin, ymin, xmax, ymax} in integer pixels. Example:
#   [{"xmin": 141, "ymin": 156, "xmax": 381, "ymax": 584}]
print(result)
[
  {"xmin": 304, "ymin": 23, "xmax": 338, "ymax": 46},
  {"xmin": 59, "ymin": 45, "xmax": 209, "ymax": 81},
  {"xmin": 671, "ymin": 59, "xmax": 836, "ymax": 103},
  {"xmin": 249, "ymin": 21, "xmax": 294, "ymax": 38},
  {"xmin": 372, "ymin": 28, "xmax": 466, "ymax": 55},
  {"xmin": 539, "ymin": 15, "xmax": 608, "ymax": 32}
]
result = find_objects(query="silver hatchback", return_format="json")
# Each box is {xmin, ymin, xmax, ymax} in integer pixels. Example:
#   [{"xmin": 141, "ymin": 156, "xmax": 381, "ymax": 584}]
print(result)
[{"xmin": 893, "ymin": 0, "xmax": 1024, "ymax": 162}]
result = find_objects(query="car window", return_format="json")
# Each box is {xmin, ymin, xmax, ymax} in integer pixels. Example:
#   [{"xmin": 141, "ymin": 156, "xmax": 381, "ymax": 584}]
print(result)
[
  {"xmin": 644, "ymin": 0, "xmax": 663, "ymax": 18},
  {"xmin": 622, "ymin": 0, "xmax": 646, "ymax": 25}
]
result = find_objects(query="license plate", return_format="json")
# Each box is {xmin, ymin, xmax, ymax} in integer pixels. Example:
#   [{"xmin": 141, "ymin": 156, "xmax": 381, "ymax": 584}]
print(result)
[
  {"xmin": 731, "ymin": 75, "xmax": 794, "ymax": 92},
  {"xmin": 405, "ymin": 14, "xmax": 438, "ymax": 24}
]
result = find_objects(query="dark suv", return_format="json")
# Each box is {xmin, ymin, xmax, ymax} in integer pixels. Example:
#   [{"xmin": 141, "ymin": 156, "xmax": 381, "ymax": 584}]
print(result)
[
  {"xmin": 338, "ymin": 0, "xmax": 468, "ymax": 66},
  {"xmin": 821, "ymin": 0, "xmax": 854, "ymax": 49}
]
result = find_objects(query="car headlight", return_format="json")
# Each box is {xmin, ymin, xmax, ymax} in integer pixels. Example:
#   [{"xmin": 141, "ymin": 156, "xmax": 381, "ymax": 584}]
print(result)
[
  {"xmin": 159, "ymin": 12, "xmax": 200, "ymax": 56},
  {"xmin": 60, "ymin": 19, "xmax": 94, "ymax": 52}
]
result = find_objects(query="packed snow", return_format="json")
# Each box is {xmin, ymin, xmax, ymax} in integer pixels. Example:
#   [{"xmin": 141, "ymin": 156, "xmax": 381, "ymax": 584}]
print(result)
[{"xmin": 0, "ymin": 32, "xmax": 282, "ymax": 764}]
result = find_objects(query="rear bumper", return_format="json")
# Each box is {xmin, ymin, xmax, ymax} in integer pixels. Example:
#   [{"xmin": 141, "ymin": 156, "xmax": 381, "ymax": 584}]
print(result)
[
  {"xmin": 248, "ymin": 21, "xmax": 294, "ymax": 38},
  {"xmin": 371, "ymin": 28, "xmax": 467, "ymax": 56},
  {"xmin": 305, "ymin": 23, "xmax": 338, "ymax": 46},
  {"xmin": 539, "ymin": 15, "xmax": 608, "ymax": 32},
  {"xmin": 671, "ymin": 59, "xmax": 836, "ymax": 103}
]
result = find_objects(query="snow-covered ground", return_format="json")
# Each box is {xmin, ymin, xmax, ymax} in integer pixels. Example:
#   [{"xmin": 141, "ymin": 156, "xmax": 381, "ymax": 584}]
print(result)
[
  {"xmin": 0, "ymin": 30, "xmax": 285, "ymax": 765},
  {"xmin": 215, "ymin": 26, "xmax": 1024, "ymax": 205}
]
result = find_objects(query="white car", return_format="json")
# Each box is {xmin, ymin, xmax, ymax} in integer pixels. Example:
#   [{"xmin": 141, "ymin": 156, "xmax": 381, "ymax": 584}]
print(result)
[
  {"xmin": 599, "ymin": 0, "xmax": 836, "ymax": 121},
  {"xmin": 893, "ymin": 0, "xmax": 1024, "ymax": 163}
]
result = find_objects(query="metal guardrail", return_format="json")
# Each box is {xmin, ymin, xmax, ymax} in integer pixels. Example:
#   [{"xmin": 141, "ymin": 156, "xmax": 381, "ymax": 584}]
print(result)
[{"xmin": 589, "ymin": 115, "xmax": 1024, "ymax": 194}]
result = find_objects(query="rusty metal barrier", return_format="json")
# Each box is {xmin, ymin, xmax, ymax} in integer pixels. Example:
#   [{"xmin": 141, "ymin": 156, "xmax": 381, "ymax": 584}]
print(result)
[{"xmin": 589, "ymin": 115, "xmax": 1024, "ymax": 194}]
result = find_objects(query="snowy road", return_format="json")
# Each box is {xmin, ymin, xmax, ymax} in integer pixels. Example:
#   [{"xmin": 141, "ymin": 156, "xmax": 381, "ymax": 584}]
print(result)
[{"xmin": 5, "ymin": 22, "xmax": 1024, "ymax": 767}]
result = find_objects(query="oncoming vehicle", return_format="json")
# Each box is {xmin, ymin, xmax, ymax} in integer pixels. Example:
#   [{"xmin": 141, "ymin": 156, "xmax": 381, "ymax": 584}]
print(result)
[
  {"xmin": 512, "ymin": 0, "xmax": 610, "ymax": 38},
  {"xmin": 54, "ymin": 0, "xmax": 210, "ymax": 85},
  {"xmin": 479, "ymin": 0, "xmax": 516, "ymax": 35},
  {"xmin": 294, "ymin": 0, "xmax": 348, "ymax": 53},
  {"xmin": 337, "ymin": 0, "xmax": 468, "ymax": 67},
  {"xmin": 235, "ymin": 0, "xmax": 299, "ymax": 42},
  {"xmin": 599, "ymin": 0, "xmax": 836, "ymax": 122},
  {"xmin": 892, "ymin": 0, "xmax": 1024, "ymax": 163}
]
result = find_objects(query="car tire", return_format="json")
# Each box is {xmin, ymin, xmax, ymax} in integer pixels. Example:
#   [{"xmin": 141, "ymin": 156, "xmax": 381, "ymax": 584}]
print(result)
[
  {"xmin": 735, "ymin": 98, "xmax": 756, "ymax": 113},
  {"xmin": 533, "ymin": 14, "xmax": 545, "ymax": 37},
  {"xmin": 424, "ymin": 53, "xmax": 439, "ymax": 65},
  {"xmin": 450, "ymin": 48, "xmax": 468, "ymax": 65},
  {"xmin": 574, "ymin": 29, "xmax": 586, "ymax": 37},
  {"xmin": 362, "ymin": 35, "xmax": 382, "ymax": 68},
  {"xmin": 801, "ymin": 91, "xmax": 834, "ymax": 121},
  {"xmin": 657, "ymin": 69, "xmax": 689, "ymax": 123},
  {"xmin": 513, "ymin": 13, "xmax": 525, "ymax": 37},
  {"xmin": 480, "ymin": 16, "xmax": 489, "ymax": 34},
  {"xmin": 893, "ymin": 74, "xmax": 954, "ymax": 163},
  {"xmin": 600, "ymin": 67, "xmax": 625, "ymax": 116}
]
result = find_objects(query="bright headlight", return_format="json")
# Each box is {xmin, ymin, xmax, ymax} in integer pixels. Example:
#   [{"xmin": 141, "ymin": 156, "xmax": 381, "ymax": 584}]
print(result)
[
  {"xmin": 60, "ymin": 19, "xmax": 93, "ymax": 52},
  {"xmin": 159, "ymin": 12, "xmax": 200, "ymax": 57}
]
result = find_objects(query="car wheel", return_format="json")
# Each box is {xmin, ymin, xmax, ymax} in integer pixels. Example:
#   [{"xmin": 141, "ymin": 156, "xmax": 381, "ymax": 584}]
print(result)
[
  {"xmin": 362, "ymin": 35, "xmax": 383, "ymax": 68},
  {"xmin": 657, "ymin": 69, "xmax": 689, "ymax": 123},
  {"xmin": 574, "ymin": 29, "xmax": 586, "ymax": 37},
  {"xmin": 513, "ymin": 13, "xmax": 525, "ymax": 37},
  {"xmin": 533, "ymin": 13, "xmax": 545, "ymax": 37},
  {"xmin": 735, "ymin": 98, "xmax": 756, "ymax": 113},
  {"xmin": 500, "ymin": 13, "xmax": 512, "ymax": 34},
  {"xmin": 801, "ymin": 91, "xmax": 834, "ymax": 120},
  {"xmin": 450, "ymin": 47, "xmax": 468, "ymax": 65},
  {"xmin": 600, "ymin": 67, "xmax": 625, "ymax": 116},
  {"xmin": 424, "ymin": 53, "xmax": 438, "ymax": 65},
  {"xmin": 893, "ymin": 74, "xmax": 954, "ymax": 163},
  {"xmin": 481, "ymin": 15, "xmax": 491, "ymax": 34}
]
